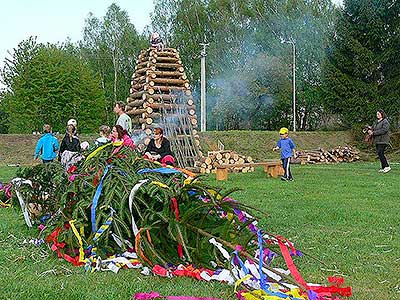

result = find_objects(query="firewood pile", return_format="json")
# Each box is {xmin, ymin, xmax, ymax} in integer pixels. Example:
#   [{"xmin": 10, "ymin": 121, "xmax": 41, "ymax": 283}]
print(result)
[
  {"xmin": 295, "ymin": 146, "xmax": 360, "ymax": 164},
  {"xmin": 127, "ymin": 47, "xmax": 202, "ymax": 167},
  {"xmin": 195, "ymin": 150, "xmax": 254, "ymax": 174}
]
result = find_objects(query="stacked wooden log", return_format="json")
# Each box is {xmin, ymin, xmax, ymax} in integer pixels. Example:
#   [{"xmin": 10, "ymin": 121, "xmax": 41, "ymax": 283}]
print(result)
[
  {"xmin": 127, "ymin": 47, "xmax": 199, "ymax": 141},
  {"xmin": 296, "ymin": 146, "xmax": 360, "ymax": 164},
  {"xmin": 195, "ymin": 150, "xmax": 254, "ymax": 174}
]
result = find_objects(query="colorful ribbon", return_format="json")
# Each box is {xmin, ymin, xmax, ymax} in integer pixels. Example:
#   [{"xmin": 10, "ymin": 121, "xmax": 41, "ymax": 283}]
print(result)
[{"xmin": 91, "ymin": 165, "xmax": 110, "ymax": 232}]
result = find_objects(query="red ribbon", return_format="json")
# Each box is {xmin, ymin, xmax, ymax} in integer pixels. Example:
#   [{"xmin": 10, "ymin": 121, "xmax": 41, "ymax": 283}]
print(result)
[
  {"xmin": 170, "ymin": 197, "xmax": 183, "ymax": 258},
  {"xmin": 46, "ymin": 227, "xmax": 84, "ymax": 266},
  {"xmin": 277, "ymin": 238, "xmax": 352, "ymax": 297}
]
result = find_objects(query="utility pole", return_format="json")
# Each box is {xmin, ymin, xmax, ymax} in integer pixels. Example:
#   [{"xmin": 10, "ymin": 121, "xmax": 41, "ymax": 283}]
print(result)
[{"xmin": 200, "ymin": 41, "xmax": 209, "ymax": 132}]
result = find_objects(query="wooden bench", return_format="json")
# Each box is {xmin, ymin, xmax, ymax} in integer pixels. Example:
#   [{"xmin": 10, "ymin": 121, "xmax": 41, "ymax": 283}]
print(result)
[{"xmin": 215, "ymin": 161, "xmax": 284, "ymax": 181}]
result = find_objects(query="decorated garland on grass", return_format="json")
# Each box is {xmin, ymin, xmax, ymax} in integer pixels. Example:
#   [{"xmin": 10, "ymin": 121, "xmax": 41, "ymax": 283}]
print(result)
[{"xmin": 7, "ymin": 143, "xmax": 352, "ymax": 299}]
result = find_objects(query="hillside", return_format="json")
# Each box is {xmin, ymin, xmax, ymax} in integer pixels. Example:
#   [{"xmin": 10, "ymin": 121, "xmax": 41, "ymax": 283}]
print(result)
[{"xmin": 0, "ymin": 131, "xmax": 364, "ymax": 166}]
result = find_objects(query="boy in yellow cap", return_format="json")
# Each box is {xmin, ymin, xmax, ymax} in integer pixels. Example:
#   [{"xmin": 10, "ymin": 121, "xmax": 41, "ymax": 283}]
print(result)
[{"xmin": 273, "ymin": 127, "xmax": 296, "ymax": 181}]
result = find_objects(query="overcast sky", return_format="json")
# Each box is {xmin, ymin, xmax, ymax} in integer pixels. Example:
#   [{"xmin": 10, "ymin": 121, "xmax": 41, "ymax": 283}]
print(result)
[
  {"xmin": 0, "ymin": 0, "xmax": 154, "ymax": 70},
  {"xmin": 0, "ymin": 0, "xmax": 343, "ymax": 76}
]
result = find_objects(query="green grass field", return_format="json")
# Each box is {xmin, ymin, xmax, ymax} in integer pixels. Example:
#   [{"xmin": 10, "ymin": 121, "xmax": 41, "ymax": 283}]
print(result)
[{"xmin": 0, "ymin": 162, "xmax": 399, "ymax": 300}]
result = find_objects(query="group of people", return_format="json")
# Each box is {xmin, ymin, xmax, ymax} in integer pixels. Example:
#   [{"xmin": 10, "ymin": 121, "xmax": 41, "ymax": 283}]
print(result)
[
  {"xmin": 34, "ymin": 101, "xmax": 175, "ymax": 167},
  {"xmin": 272, "ymin": 108, "xmax": 391, "ymax": 181},
  {"xmin": 34, "ymin": 106, "xmax": 391, "ymax": 177}
]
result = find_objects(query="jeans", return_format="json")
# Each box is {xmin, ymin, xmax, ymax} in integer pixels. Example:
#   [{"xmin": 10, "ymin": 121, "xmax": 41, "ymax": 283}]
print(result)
[{"xmin": 376, "ymin": 144, "xmax": 389, "ymax": 169}]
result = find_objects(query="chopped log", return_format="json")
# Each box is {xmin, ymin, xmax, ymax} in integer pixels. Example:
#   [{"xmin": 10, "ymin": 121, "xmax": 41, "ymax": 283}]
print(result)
[
  {"xmin": 155, "ymin": 63, "xmax": 184, "ymax": 72},
  {"xmin": 130, "ymin": 90, "xmax": 147, "ymax": 99},
  {"xmin": 147, "ymin": 70, "xmax": 183, "ymax": 77},
  {"xmin": 147, "ymin": 103, "xmax": 195, "ymax": 111},
  {"xmin": 150, "ymin": 78, "xmax": 189, "ymax": 85},
  {"xmin": 136, "ymin": 60, "xmax": 157, "ymax": 69},
  {"xmin": 135, "ymin": 66, "xmax": 156, "ymax": 75},
  {"xmin": 139, "ymin": 117, "xmax": 154, "ymax": 125},
  {"xmin": 156, "ymin": 57, "xmax": 182, "ymax": 63},
  {"xmin": 143, "ymin": 94, "xmax": 177, "ymax": 102},
  {"xmin": 132, "ymin": 75, "xmax": 147, "ymax": 82},
  {"xmin": 151, "ymin": 85, "xmax": 189, "ymax": 93},
  {"xmin": 155, "ymin": 50, "xmax": 179, "ymax": 57},
  {"xmin": 128, "ymin": 107, "xmax": 153, "ymax": 116},
  {"xmin": 126, "ymin": 98, "xmax": 145, "ymax": 106}
]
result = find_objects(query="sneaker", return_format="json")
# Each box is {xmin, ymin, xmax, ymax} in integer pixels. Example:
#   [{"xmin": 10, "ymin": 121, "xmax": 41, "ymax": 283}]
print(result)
[
  {"xmin": 281, "ymin": 176, "xmax": 288, "ymax": 181},
  {"xmin": 288, "ymin": 178, "xmax": 294, "ymax": 181},
  {"xmin": 383, "ymin": 166, "xmax": 391, "ymax": 173}
]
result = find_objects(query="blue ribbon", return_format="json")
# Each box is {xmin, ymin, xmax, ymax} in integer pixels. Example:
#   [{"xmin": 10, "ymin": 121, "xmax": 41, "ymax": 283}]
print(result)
[
  {"xmin": 258, "ymin": 230, "xmax": 300, "ymax": 299},
  {"xmin": 232, "ymin": 250, "xmax": 249, "ymax": 275},
  {"xmin": 137, "ymin": 167, "xmax": 181, "ymax": 175},
  {"xmin": 258, "ymin": 229, "xmax": 267, "ymax": 291},
  {"xmin": 91, "ymin": 165, "xmax": 110, "ymax": 232}
]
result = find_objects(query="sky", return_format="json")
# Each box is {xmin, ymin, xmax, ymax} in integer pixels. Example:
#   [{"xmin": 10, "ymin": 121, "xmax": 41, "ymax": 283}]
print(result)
[
  {"xmin": 0, "ymin": 0, "xmax": 155, "ymax": 70},
  {"xmin": 0, "ymin": 0, "xmax": 343, "ymax": 76}
]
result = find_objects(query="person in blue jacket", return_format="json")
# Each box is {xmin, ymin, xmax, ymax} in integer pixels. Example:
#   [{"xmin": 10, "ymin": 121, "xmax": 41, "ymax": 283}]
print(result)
[
  {"xmin": 273, "ymin": 127, "xmax": 296, "ymax": 181},
  {"xmin": 34, "ymin": 124, "xmax": 59, "ymax": 163}
]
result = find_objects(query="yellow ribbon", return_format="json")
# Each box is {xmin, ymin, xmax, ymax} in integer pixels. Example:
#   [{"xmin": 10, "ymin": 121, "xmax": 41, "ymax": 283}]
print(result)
[
  {"xmin": 235, "ymin": 275, "xmax": 307, "ymax": 300},
  {"xmin": 85, "ymin": 143, "xmax": 112, "ymax": 161},
  {"xmin": 69, "ymin": 219, "xmax": 85, "ymax": 262},
  {"xmin": 151, "ymin": 181, "xmax": 170, "ymax": 189}
]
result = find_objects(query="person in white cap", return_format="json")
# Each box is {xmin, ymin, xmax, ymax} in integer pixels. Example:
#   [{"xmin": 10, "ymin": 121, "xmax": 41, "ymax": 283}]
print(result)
[{"xmin": 67, "ymin": 119, "xmax": 77, "ymax": 129}]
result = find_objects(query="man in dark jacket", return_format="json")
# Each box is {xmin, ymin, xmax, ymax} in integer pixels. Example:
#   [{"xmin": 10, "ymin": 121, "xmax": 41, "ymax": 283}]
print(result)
[{"xmin": 368, "ymin": 109, "xmax": 390, "ymax": 173}]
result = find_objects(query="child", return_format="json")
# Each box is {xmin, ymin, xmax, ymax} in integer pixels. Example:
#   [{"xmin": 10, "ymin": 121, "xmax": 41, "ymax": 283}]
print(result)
[
  {"xmin": 34, "ymin": 124, "xmax": 59, "ymax": 163},
  {"xmin": 95, "ymin": 125, "xmax": 111, "ymax": 146},
  {"xmin": 273, "ymin": 127, "xmax": 296, "ymax": 181}
]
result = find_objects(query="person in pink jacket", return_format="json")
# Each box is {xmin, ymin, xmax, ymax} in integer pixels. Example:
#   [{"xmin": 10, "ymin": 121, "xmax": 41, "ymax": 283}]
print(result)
[{"xmin": 110, "ymin": 125, "xmax": 136, "ymax": 149}]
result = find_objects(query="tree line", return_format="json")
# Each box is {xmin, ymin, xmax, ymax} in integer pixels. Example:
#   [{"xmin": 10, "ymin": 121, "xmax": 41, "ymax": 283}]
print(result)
[{"xmin": 0, "ymin": 0, "xmax": 399, "ymax": 134}]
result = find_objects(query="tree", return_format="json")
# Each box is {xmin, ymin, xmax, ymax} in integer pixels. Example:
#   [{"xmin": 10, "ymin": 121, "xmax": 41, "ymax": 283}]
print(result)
[
  {"xmin": 80, "ymin": 4, "xmax": 147, "ymax": 123},
  {"xmin": 151, "ymin": 0, "xmax": 338, "ymax": 130},
  {"xmin": 322, "ymin": 0, "xmax": 400, "ymax": 127},
  {"xmin": 1, "ymin": 40, "xmax": 106, "ymax": 133}
]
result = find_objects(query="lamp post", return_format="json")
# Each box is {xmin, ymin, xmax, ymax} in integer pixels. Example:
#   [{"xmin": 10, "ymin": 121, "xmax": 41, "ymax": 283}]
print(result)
[
  {"xmin": 282, "ymin": 39, "xmax": 296, "ymax": 132},
  {"xmin": 200, "ymin": 41, "xmax": 209, "ymax": 132}
]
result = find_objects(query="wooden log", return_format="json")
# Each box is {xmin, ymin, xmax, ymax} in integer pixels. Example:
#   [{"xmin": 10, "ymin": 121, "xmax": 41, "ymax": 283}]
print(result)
[
  {"xmin": 135, "ymin": 66, "xmax": 156, "ymax": 75},
  {"xmin": 150, "ymin": 78, "xmax": 189, "ymax": 85},
  {"xmin": 147, "ymin": 103, "xmax": 196, "ymax": 111},
  {"xmin": 143, "ymin": 94, "xmax": 177, "ymax": 101},
  {"xmin": 132, "ymin": 83, "xmax": 146, "ymax": 91},
  {"xmin": 155, "ymin": 56, "xmax": 181, "ymax": 63},
  {"xmin": 128, "ymin": 107, "xmax": 153, "ymax": 116},
  {"xmin": 130, "ymin": 90, "xmax": 147, "ymax": 99},
  {"xmin": 163, "ymin": 47, "xmax": 178, "ymax": 53},
  {"xmin": 126, "ymin": 98, "xmax": 145, "ymax": 106},
  {"xmin": 132, "ymin": 74, "xmax": 147, "ymax": 82},
  {"xmin": 139, "ymin": 117, "xmax": 154, "ymax": 125},
  {"xmin": 147, "ymin": 70, "xmax": 184, "ymax": 78},
  {"xmin": 190, "ymin": 117, "xmax": 198, "ymax": 126},
  {"xmin": 136, "ymin": 59, "xmax": 157, "ymax": 69},
  {"xmin": 155, "ymin": 63, "xmax": 184, "ymax": 71},
  {"xmin": 151, "ymin": 85, "xmax": 188, "ymax": 92},
  {"xmin": 155, "ymin": 50, "xmax": 180, "ymax": 57}
]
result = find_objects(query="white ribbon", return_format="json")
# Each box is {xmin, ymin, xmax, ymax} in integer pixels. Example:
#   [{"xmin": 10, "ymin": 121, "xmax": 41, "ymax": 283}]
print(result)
[
  {"xmin": 128, "ymin": 179, "xmax": 149, "ymax": 236},
  {"xmin": 11, "ymin": 178, "xmax": 33, "ymax": 227}
]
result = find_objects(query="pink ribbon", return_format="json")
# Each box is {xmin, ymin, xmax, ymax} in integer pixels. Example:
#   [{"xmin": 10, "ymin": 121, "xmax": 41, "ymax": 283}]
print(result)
[{"xmin": 134, "ymin": 292, "xmax": 223, "ymax": 300}]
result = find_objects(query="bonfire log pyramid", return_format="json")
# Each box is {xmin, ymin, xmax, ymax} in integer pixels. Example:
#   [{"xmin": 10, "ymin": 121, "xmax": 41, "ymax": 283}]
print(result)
[{"xmin": 126, "ymin": 47, "xmax": 202, "ymax": 168}]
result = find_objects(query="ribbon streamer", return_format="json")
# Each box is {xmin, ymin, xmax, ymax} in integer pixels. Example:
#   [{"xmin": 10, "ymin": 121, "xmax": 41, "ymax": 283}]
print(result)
[{"xmin": 91, "ymin": 165, "xmax": 110, "ymax": 232}]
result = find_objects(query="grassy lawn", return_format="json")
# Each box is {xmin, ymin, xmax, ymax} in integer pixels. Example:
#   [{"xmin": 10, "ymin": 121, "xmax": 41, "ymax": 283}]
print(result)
[{"xmin": 0, "ymin": 162, "xmax": 399, "ymax": 300}]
